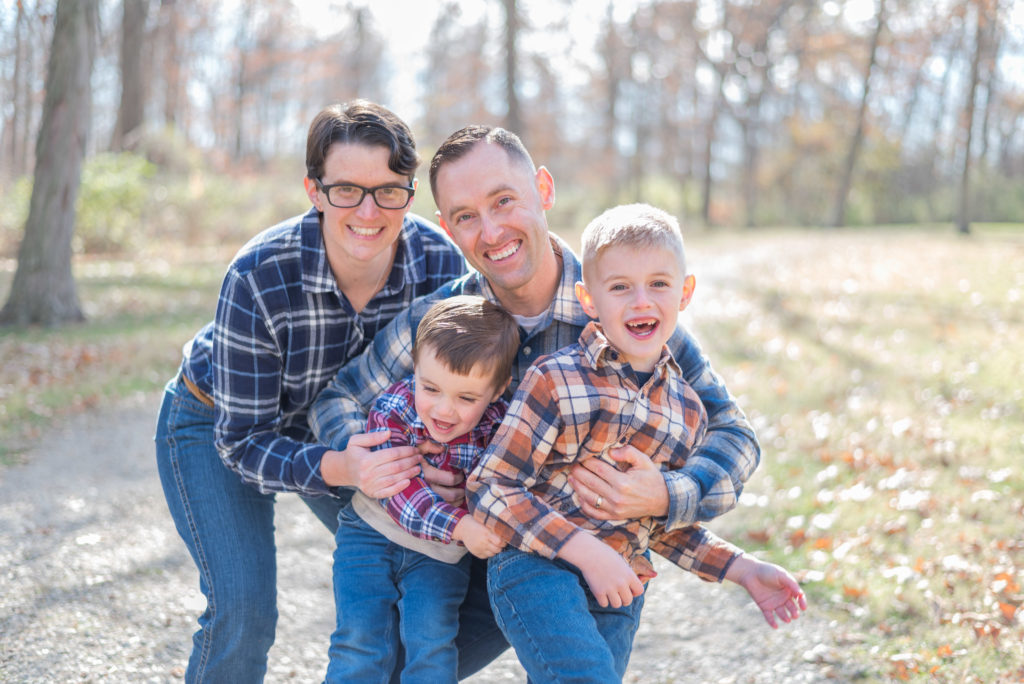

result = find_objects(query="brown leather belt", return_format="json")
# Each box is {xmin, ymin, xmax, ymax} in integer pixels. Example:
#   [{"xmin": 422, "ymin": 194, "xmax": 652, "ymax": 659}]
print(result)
[{"xmin": 181, "ymin": 373, "xmax": 215, "ymax": 408}]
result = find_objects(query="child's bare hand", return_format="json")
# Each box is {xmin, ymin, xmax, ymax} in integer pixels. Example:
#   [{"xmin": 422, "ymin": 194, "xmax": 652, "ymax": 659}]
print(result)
[
  {"xmin": 559, "ymin": 533, "xmax": 644, "ymax": 608},
  {"xmin": 452, "ymin": 517, "xmax": 504, "ymax": 559},
  {"xmin": 729, "ymin": 555, "xmax": 808, "ymax": 628}
]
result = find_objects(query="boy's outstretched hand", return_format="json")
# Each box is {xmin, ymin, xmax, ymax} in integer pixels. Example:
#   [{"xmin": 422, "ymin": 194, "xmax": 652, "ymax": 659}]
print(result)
[{"xmin": 725, "ymin": 554, "xmax": 808, "ymax": 629}]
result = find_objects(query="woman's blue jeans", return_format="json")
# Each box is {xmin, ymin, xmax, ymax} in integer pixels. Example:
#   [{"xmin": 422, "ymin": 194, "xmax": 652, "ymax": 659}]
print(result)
[
  {"xmin": 154, "ymin": 376, "xmax": 507, "ymax": 682},
  {"xmin": 487, "ymin": 548, "xmax": 645, "ymax": 684},
  {"xmin": 154, "ymin": 376, "xmax": 345, "ymax": 682}
]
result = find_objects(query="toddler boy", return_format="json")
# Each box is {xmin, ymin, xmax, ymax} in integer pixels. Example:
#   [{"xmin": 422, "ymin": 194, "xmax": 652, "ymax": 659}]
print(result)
[{"xmin": 326, "ymin": 295, "xmax": 518, "ymax": 683}]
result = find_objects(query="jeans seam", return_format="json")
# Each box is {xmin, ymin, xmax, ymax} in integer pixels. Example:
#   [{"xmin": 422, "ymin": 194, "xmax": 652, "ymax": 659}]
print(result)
[
  {"xmin": 490, "ymin": 567, "xmax": 562, "ymax": 683},
  {"xmin": 166, "ymin": 392, "xmax": 215, "ymax": 682}
]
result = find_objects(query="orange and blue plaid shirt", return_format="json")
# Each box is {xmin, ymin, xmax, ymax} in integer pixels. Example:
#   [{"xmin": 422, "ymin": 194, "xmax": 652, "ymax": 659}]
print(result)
[
  {"xmin": 467, "ymin": 322, "xmax": 741, "ymax": 582},
  {"xmin": 366, "ymin": 376, "xmax": 507, "ymax": 543}
]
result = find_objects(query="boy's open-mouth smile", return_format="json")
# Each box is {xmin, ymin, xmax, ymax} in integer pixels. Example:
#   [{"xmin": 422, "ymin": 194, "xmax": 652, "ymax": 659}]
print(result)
[
  {"xmin": 430, "ymin": 418, "xmax": 456, "ymax": 433},
  {"xmin": 626, "ymin": 318, "xmax": 659, "ymax": 338}
]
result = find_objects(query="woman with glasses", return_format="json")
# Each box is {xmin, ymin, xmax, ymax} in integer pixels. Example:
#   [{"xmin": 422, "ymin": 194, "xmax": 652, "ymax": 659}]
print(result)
[{"xmin": 154, "ymin": 100, "xmax": 467, "ymax": 683}]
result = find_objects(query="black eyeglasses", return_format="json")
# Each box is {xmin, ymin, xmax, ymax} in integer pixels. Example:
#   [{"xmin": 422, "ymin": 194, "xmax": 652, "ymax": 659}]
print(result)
[{"xmin": 317, "ymin": 180, "xmax": 415, "ymax": 210}]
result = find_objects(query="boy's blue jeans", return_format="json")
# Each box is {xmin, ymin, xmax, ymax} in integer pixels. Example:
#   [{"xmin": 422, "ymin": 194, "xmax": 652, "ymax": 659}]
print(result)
[
  {"xmin": 154, "ymin": 376, "xmax": 506, "ymax": 682},
  {"xmin": 326, "ymin": 504, "xmax": 472, "ymax": 684},
  {"xmin": 487, "ymin": 547, "xmax": 645, "ymax": 684}
]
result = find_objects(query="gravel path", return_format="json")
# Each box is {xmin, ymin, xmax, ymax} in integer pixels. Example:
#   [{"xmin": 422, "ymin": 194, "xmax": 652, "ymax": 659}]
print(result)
[
  {"xmin": 0, "ymin": 238, "xmax": 853, "ymax": 682},
  {"xmin": 0, "ymin": 392, "xmax": 846, "ymax": 683}
]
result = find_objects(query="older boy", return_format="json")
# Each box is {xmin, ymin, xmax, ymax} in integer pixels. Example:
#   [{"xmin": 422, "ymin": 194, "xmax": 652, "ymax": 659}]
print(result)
[
  {"xmin": 467, "ymin": 204, "xmax": 806, "ymax": 681},
  {"xmin": 327, "ymin": 296, "xmax": 517, "ymax": 683}
]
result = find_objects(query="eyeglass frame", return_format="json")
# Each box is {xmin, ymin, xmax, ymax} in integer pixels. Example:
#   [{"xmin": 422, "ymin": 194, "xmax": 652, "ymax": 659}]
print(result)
[{"xmin": 316, "ymin": 179, "xmax": 416, "ymax": 210}]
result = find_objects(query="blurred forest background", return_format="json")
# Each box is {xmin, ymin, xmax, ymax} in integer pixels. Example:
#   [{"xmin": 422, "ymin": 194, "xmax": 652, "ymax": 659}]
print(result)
[
  {"xmin": 2, "ymin": 0, "xmax": 1024, "ymax": 251},
  {"xmin": 1, "ymin": 3, "xmax": 1022, "ymax": 680}
]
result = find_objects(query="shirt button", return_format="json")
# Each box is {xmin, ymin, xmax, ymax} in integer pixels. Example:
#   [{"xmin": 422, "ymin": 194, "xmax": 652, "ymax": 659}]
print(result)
[{"xmin": 523, "ymin": 346, "xmax": 532, "ymax": 356}]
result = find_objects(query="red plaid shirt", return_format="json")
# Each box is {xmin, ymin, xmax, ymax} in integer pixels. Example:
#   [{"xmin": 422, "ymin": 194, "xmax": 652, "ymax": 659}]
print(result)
[{"xmin": 367, "ymin": 376, "xmax": 507, "ymax": 544}]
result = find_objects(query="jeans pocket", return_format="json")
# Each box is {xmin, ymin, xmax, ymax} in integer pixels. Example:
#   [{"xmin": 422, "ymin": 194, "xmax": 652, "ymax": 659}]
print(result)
[{"xmin": 338, "ymin": 500, "xmax": 361, "ymax": 526}]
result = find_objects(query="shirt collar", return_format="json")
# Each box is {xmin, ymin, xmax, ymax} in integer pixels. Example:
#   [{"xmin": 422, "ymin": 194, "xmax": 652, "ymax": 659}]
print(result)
[
  {"xmin": 300, "ymin": 207, "xmax": 423, "ymax": 294},
  {"xmin": 467, "ymin": 233, "xmax": 592, "ymax": 330},
  {"xmin": 549, "ymin": 234, "xmax": 593, "ymax": 328},
  {"xmin": 579, "ymin": 320, "xmax": 681, "ymax": 380}
]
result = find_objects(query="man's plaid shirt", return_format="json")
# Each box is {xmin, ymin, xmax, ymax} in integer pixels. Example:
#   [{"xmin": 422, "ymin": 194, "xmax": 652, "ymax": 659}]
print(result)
[
  {"xmin": 310, "ymin": 234, "xmax": 760, "ymax": 529},
  {"xmin": 364, "ymin": 376, "xmax": 507, "ymax": 544},
  {"xmin": 179, "ymin": 207, "xmax": 466, "ymax": 495},
  {"xmin": 466, "ymin": 322, "xmax": 741, "ymax": 583}
]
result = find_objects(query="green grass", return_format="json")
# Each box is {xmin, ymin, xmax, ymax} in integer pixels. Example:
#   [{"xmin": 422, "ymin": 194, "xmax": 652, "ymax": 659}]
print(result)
[
  {"xmin": 0, "ymin": 243, "xmax": 229, "ymax": 461},
  {"xmin": 1, "ymin": 225, "xmax": 1022, "ymax": 681},
  {"xmin": 687, "ymin": 226, "xmax": 1024, "ymax": 682}
]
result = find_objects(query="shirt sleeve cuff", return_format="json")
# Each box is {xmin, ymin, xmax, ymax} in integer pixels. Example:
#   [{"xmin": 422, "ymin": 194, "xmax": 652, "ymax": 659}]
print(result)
[
  {"xmin": 662, "ymin": 470, "xmax": 700, "ymax": 531},
  {"xmin": 301, "ymin": 443, "xmax": 335, "ymax": 496},
  {"xmin": 441, "ymin": 507, "xmax": 468, "ymax": 544}
]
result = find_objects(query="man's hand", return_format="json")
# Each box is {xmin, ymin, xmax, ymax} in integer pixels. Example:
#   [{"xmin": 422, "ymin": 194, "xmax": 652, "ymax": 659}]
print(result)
[
  {"xmin": 558, "ymin": 533, "xmax": 644, "ymax": 608},
  {"xmin": 452, "ymin": 516, "xmax": 504, "ymax": 559},
  {"xmin": 569, "ymin": 445, "xmax": 669, "ymax": 520},
  {"xmin": 725, "ymin": 554, "xmax": 808, "ymax": 629},
  {"xmin": 321, "ymin": 431, "xmax": 421, "ymax": 498}
]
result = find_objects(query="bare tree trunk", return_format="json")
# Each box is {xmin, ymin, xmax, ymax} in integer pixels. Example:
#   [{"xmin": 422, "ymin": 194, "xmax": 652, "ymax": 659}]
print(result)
[
  {"xmin": 898, "ymin": 55, "xmax": 926, "ymax": 143},
  {"xmin": 111, "ymin": 0, "xmax": 150, "ymax": 151},
  {"xmin": 232, "ymin": 1, "xmax": 253, "ymax": 159},
  {"xmin": 6, "ymin": 1, "xmax": 26, "ymax": 178},
  {"xmin": 741, "ymin": 101, "xmax": 762, "ymax": 229},
  {"xmin": 158, "ymin": 0, "xmax": 183, "ymax": 129},
  {"xmin": 957, "ymin": 0, "xmax": 987, "ymax": 235},
  {"xmin": 923, "ymin": 30, "xmax": 962, "ymax": 218},
  {"xmin": 502, "ymin": 0, "xmax": 522, "ymax": 135},
  {"xmin": 700, "ymin": 55, "xmax": 729, "ymax": 226},
  {"xmin": 1, "ymin": 0, "xmax": 97, "ymax": 327},
  {"xmin": 599, "ymin": 3, "xmax": 624, "ymax": 202},
  {"xmin": 977, "ymin": 5, "xmax": 1000, "ymax": 164},
  {"xmin": 831, "ymin": 0, "xmax": 885, "ymax": 227}
]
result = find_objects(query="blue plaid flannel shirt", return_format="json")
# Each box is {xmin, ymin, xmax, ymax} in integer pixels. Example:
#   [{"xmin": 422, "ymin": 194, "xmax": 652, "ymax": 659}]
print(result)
[{"xmin": 179, "ymin": 207, "xmax": 466, "ymax": 495}]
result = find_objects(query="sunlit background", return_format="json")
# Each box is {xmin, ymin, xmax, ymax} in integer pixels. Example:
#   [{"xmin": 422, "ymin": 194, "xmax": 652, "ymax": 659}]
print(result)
[{"xmin": 3, "ymin": 0, "xmax": 1024, "ymax": 235}]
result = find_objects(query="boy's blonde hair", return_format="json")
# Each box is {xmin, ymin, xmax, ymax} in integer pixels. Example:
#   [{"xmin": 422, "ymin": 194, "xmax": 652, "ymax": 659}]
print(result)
[
  {"xmin": 580, "ymin": 203, "xmax": 687, "ymax": 281},
  {"xmin": 413, "ymin": 295, "xmax": 520, "ymax": 393}
]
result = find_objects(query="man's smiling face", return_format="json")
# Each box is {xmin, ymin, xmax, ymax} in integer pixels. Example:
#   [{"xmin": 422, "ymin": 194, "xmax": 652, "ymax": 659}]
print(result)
[{"xmin": 434, "ymin": 142, "xmax": 555, "ymax": 307}]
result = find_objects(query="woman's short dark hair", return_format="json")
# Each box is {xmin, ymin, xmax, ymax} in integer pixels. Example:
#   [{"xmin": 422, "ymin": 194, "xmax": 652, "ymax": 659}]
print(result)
[{"xmin": 305, "ymin": 100, "xmax": 419, "ymax": 183}]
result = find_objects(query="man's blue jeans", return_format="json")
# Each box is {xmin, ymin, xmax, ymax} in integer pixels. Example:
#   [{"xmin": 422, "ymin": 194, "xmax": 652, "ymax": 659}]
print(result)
[
  {"xmin": 326, "ymin": 505, "xmax": 471, "ymax": 683},
  {"xmin": 487, "ymin": 548, "xmax": 645, "ymax": 684},
  {"xmin": 154, "ymin": 376, "xmax": 507, "ymax": 682}
]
